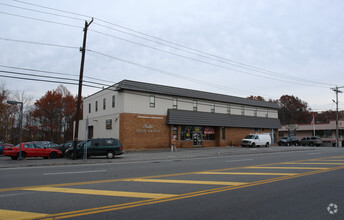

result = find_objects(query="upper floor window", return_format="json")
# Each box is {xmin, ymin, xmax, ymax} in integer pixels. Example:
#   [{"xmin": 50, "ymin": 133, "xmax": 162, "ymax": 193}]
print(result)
[
  {"xmin": 241, "ymin": 106, "xmax": 245, "ymax": 115},
  {"xmin": 173, "ymin": 98, "xmax": 178, "ymax": 109},
  {"xmin": 89, "ymin": 103, "xmax": 91, "ymax": 113},
  {"xmin": 150, "ymin": 95, "xmax": 155, "ymax": 108},
  {"xmin": 266, "ymin": 109, "xmax": 269, "ymax": 118},
  {"xmin": 227, "ymin": 104, "xmax": 231, "ymax": 114},
  {"xmin": 193, "ymin": 100, "xmax": 198, "ymax": 111},
  {"xmin": 95, "ymin": 101, "xmax": 98, "ymax": 112},
  {"xmin": 254, "ymin": 108, "xmax": 257, "ymax": 117},
  {"xmin": 112, "ymin": 95, "xmax": 115, "ymax": 108},
  {"xmin": 211, "ymin": 103, "xmax": 215, "ymax": 113},
  {"xmin": 103, "ymin": 98, "xmax": 106, "ymax": 110}
]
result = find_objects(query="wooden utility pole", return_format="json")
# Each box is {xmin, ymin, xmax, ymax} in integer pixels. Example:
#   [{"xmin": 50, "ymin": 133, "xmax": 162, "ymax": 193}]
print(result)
[
  {"xmin": 331, "ymin": 86, "xmax": 343, "ymax": 147},
  {"xmin": 73, "ymin": 18, "xmax": 93, "ymax": 159}
]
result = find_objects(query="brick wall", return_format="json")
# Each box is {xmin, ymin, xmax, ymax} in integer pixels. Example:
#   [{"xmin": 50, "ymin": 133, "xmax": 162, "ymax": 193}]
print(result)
[
  {"xmin": 120, "ymin": 113, "xmax": 170, "ymax": 150},
  {"xmin": 120, "ymin": 113, "xmax": 275, "ymax": 149}
]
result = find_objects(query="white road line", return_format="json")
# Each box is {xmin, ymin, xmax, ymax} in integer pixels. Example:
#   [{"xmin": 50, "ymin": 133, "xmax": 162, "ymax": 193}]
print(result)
[
  {"xmin": 0, "ymin": 192, "xmax": 32, "ymax": 197},
  {"xmin": 43, "ymin": 170, "xmax": 107, "ymax": 175},
  {"xmin": 308, "ymin": 153, "xmax": 322, "ymax": 155},
  {"xmin": 225, "ymin": 159, "xmax": 254, "ymax": 163}
]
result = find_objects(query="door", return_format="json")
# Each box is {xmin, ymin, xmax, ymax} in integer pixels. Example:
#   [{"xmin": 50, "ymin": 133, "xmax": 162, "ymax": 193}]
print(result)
[
  {"xmin": 192, "ymin": 131, "xmax": 202, "ymax": 146},
  {"xmin": 88, "ymin": 126, "xmax": 94, "ymax": 139}
]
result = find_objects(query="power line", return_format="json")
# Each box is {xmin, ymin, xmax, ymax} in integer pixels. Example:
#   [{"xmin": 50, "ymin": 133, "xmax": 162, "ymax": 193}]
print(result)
[
  {"xmin": 92, "ymin": 23, "xmax": 335, "ymax": 87},
  {"xmin": 1, "ymin": 33, "xmax": 329, "ymax": 89},
  {"xmin": 86, "ymin": 49, "xmax": 279, "ymax": 98},
  {"xmin": 89, "ymin": 30, "xmax": 330, "ymax": 89},
  {"xmin": 0, "ymin": 70, "xmax": 111, "ymax": 88},
  {"xmin": 12, "ymin": 0, "xmax": 91, "ymax": 19},
  {"xmin": 0, "ymin": 2, "xmax": 85, "ymax": 21},
  {"xmin": 0, "ymin": 37, "xmax": 79, "ymax": 49},
  {"xmin": 4, "ymin": 1, "xmax": 338, "ymax": 104},
  {"xmin": 0, "ymin": 34, "xmax": 279, "ymax": 98},
  {"xmin": 0, "ymin": 74, "xmax": 99, "ymax": 89},
  {"xmin": 2, "ymin": 66, "xmax": 338, "ymax": 113},
  {"xmin": 9, "ymin": 0, "xmax": 336, "ymax": 87},
  {"xmin": 0, "ymin": 11, "xmax": 82, "ymax": 29},
  {"xmin": 0, "ymin": 64, "xmax": 115, "ymax": 84}
]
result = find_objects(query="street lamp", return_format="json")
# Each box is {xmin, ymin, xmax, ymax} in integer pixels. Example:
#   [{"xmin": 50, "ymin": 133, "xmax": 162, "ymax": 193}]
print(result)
[{"xmin": 7, "ymin": 100, "xmax": 23, "ymax": 160}]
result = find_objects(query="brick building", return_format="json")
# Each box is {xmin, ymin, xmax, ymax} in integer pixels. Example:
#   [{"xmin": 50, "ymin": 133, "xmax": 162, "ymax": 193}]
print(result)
[{"xmin": 77, "ymin": 80, "xmax": 281, "ymax": 150}]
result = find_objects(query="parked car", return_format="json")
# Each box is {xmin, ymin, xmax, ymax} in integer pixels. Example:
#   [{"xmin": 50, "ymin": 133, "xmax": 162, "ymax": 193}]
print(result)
[
  {"xmin": 54, "ymin": 140, "xmax": 82, "ymax": 156},
  {"xmin": 300, "ymin": 136, "xmax": 323, "ymax": 146},
  {"xmin": 278, "ymin": 136, "xmax": 300, "ymax": 146},
  {"xmin": 65, "ymin": 138, "xmax": 123, "ymax": 159},
  {"xmin": 32, "ymin": 141, "xmax": 58, "ymax": 148},
  {"xmin": 3, "ymin": 142, "xmax": 62, "ymax": 160},
  {"xmin": 0, "ymin": 143, "xmax": 13, "ymax": 155},
  {"xmin": 241, "ymin": 134, "xmax": 271, "ymax": 148}
]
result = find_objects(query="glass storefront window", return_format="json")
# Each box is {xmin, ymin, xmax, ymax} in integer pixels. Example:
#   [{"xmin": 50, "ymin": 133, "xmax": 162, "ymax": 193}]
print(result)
[
  {"xmin": 315, "ymin": 130, "xmax": 332, "ymax": 138},
  {"xmin": 180, "ymin": 126, "xmax": 215, "ymax": 141},
  {"xmin": 173, "ymin": 125, "xmax": 178, "ymax": 140}
]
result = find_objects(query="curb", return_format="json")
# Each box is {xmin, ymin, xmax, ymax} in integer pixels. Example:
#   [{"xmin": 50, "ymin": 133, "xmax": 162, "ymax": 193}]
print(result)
[{"xmin": 0, "ymin": 146, "xmax": 325, "ymax": 169}]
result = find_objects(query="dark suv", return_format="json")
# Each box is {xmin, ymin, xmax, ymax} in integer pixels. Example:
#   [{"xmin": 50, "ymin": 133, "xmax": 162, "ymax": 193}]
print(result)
[
  {"xmin": 300, "ymin": 136, "xmax": 323, "ymax": 146},
  {"xmin": 278, "ymin": 136, "xmax": 299, "ymax": 146},
  {"xmin": 65, "ymin": 138, "xmax": 123, "ymax": 159},
  {"xmin": 54, "ymin": 140, "xmax": 82, "ymax": 156}
]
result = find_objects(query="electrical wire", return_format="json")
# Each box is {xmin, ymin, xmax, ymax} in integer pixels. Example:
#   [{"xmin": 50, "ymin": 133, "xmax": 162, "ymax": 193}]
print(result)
[
  {"xmin": 0, "ymin": 64, "xmax": 115, "ymax": 84},
  {"xmin": 86, "ymin": 49, "xmax": 268, "ymax": 97},
  {"xmin": 0, "ymin": 2, "xmax": 85, "ymax": 21},
  {"xmin": 0, "ymin": 74, "xmax": 95, "ymax": 88},
  {"xmin": 8, "ymin": 0, "xmax": 337, "ymax": 87},
  {"xmin": 92, "ymin": 23, "xmax": 335, "ymax": 87},
  {"xmin": 88, "ymin": 30, "xmax": 330, "ymax": 89},
  {"xmin": 1, "ymin": 67, "xmax": 338, "ymax": 114},
  {"xmin": 3, "ymin": 1, "xmax": 340, "ymax": 106},
  {"xmin": 0, "ymin": 37, "xmax": 79, "ymax": 49},
  {"xmin": 0, "ymin": 70, "xmax": 111, "ymax": 88},
  {"xmin": 12, "ymin": 0, "xmax": 91, "ymax": 19},
  {"xmin": 2, "ymin": 34, "xmax": 328, "ymax": 91},
  {"xmin": 0, "ymin": 11, "xmax": 82, "ymax": 29}
]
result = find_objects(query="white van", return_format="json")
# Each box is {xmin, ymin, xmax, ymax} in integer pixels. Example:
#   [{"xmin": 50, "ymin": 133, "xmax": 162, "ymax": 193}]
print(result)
[{"xmin": 241, "ymin": 134, "xmax": 271, "ymax": 148}]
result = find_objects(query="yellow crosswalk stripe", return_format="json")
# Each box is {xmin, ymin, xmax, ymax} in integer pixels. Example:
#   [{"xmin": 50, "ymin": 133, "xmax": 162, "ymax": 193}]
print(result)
[
  {"xmin": 245, "ymin": 166, "xmax": 327, "ymax": 170},
  {"xmin": 125, "ymin": 178, "xmax": 246, "ymax": 186},
  {"xmin": 197, "ymin": 171, "xmax": 296, "ymax": 176},
  {"xmin": 284, "ymin": 162, "xmax": 344, "ymax": 165},
  {"xmin": 0, "ymin": 209, "xmax": 47, "ymax": 220},
  {"xmin": 22, "ymin": 187, "xmax": 175, "ymax": 199}
]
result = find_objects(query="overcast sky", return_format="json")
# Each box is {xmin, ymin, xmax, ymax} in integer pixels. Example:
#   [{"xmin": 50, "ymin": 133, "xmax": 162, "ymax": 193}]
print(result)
[{"xmin": 1, "ymin": 0, "xmax": 343, "ymax": 112}]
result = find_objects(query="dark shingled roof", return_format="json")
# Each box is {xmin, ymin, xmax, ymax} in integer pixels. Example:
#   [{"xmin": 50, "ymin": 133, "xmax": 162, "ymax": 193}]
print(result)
[
  {"xmin": 116, "ymin": 80, "xmax": 279, "ymax": 109},
  {"xmin": 166, "ymin": 109, "xmax": 281, "ymax": 129}
]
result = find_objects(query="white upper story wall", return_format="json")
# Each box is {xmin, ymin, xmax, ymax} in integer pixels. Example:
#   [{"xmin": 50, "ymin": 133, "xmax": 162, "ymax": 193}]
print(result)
[
  {"xmin": 83, "ymin": 87, "xmax": 123, "ymax": 118},
  {"xmin": 82, "ymin": 85, "xmax": 279, "ymax": 120},
  {"xmin": 118, "ymin": 90, "xmax": 278, "ymax": 119}
]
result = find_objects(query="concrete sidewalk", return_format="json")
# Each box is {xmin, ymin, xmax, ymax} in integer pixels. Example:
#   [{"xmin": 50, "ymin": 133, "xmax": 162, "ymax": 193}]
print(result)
[{"xmin": 0, "ymin": 145, "xmax": 335, "ymax": 168}]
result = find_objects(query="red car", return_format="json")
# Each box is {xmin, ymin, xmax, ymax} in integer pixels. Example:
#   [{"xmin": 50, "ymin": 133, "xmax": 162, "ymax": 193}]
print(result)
[{"xmin": 3, "ymin": 142, "xmax": 62, "ymax": 160}]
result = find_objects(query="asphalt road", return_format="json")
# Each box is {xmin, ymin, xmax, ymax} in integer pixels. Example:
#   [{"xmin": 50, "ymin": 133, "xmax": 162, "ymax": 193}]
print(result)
[{"xmin": 0, "ymin": 147, "xmax": 343, "ymax": 219}]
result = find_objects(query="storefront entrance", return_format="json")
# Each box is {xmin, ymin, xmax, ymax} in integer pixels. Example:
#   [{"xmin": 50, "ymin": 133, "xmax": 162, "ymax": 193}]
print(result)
[
  {"xmin": 192, "ymin": 131, "xmax": 202, "ymax": 146},
  {"xmin": 179, "ymin": 126, "xmax": 216, "ymax": 147}
]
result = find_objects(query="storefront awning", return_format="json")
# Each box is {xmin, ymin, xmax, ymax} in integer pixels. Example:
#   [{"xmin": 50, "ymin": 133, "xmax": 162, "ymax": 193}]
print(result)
[{"xmin": 166, "ymin": 109, "xmax": 281, "ymax": 129}]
